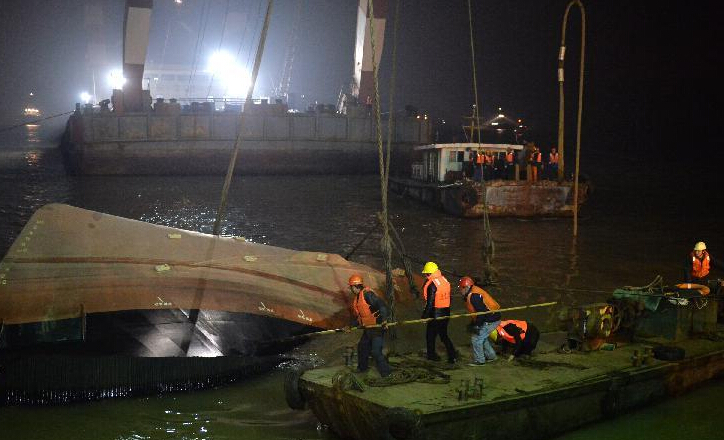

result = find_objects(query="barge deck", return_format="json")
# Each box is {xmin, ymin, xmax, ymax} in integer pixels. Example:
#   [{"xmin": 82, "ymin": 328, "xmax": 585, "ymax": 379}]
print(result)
[{"xmin": 295, "ymin": 329, "xmax": 724, "ymax": 440}]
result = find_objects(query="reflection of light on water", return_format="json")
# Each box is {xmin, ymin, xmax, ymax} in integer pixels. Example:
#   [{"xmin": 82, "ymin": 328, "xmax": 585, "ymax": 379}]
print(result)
[
  {"xmin": 25, "ymin": 151, "xmax": 40, "ymax": 167},
  {"xmin": 25, "ymin": 124, "xmax": 40, "ymax": 143}
]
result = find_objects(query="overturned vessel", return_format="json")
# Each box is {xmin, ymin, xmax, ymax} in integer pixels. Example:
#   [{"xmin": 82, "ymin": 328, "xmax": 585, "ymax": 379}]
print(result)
[{"xmin": 0, "ymin": 204, "xmax": 397, "ymax": 404}]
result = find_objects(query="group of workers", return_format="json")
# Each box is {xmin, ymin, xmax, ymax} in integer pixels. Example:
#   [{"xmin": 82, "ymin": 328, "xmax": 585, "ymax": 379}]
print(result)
[
  {"xmin": 347, "ymin": 240, "xmax": 722, "ymax": 378},
  {"xmin": 467, "ymin": 143, "xmax": 559, "ymax": 182},
  {"xmin": 347, "ymin": 262, "xmax": 539, "ymax": 377}
]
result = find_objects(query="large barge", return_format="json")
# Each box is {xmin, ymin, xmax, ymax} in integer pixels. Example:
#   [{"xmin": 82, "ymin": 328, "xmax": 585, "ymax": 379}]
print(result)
[
  {"xmin": 287, "ymin": 285, "xmax": 723, "ymax": 440},
  {"xmin": 60, "ymin": 103, "xmax": 429, "ymax": 176}
]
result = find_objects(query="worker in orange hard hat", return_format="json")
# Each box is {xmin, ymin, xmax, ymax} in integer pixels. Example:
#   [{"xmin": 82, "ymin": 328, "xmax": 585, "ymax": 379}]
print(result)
[
  {"xmin": 458, "ymin": 276, "xmax": 501, "ymax": 366},
  {"xmin": 421, "ymin": 262, "xmax": 457, "ymax": 363},
  {"xmin": 347, "ymin": 274, "xmax": 391, "ymax": 377}
]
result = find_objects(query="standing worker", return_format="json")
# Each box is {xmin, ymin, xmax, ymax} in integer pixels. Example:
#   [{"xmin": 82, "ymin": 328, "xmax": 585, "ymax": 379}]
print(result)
[
  {"xmin": 505, "ymin": 148, "xmax": 516, "ymax": 180},
  {"xmin": 548, "ymin": 147, "xmax": 559, "ymax": 180},
  {"xmin": 347, "ymin": 274, "xmax": 392, "ymax": 377},
  {"xmin": 421, "ymin": 262, "xmax": 457, "ymax": 363},
  {"xmin": 685, "ymin": 242, "xmax": 723, "ymax": 286},
  {"xmin": 458, "ymin": 277, "xmax": 501, "ymax": 366},
  {"xmin": 530, "ymin": 145, "xmax": 542, "ymax": 182},
  {"xmin": 490, "ymin": 319, "xmax": 540, "ymax": 361}
]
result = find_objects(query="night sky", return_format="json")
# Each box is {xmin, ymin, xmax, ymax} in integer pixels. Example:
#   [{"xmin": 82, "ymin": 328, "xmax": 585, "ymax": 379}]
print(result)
[{"xmin": 1, "ymin": 0, "xmax": 722, "ymax": 160}]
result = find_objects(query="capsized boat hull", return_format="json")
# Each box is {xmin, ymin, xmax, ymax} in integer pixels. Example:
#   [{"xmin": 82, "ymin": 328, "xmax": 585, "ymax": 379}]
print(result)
[{"xmin": 0, "ymin": 204, "xmax": 406, "ymax": 404}]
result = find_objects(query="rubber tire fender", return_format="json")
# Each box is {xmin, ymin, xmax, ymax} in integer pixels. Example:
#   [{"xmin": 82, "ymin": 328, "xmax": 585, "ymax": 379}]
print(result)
[
  {"xmin": 382, "ymin": 407, "xmax": 423, "ymax": 440},
  {"xmin": 284, "ymin": 364, "xmax": 311, "ymax": 410},
  {"xmin": 653, "ymin": 345, "xmax": 685, "ymax": 361}
]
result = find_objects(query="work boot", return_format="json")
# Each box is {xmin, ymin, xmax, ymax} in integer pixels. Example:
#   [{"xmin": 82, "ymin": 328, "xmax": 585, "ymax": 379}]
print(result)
[{"xmin": 427, "ymin": 354, "xmax": 441, "ymax": 361}]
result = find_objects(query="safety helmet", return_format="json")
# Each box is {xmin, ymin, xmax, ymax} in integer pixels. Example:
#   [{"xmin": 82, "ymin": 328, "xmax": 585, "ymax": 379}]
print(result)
[
  {"xmin": 694, "ymin": 242, "xmax": 707, "ymax": 251},
  {"xmin": 421, "ymin": 261, "xmax": 438, "ymax": 274},
  {"xmin": 458, "ymin": 276, "xmax": 474, "ymax": 289},
  {"xmin": 348, "ymin": 274, "xmax": 363, "ymax": 286},
  {"xmin": 489, "ymin": 329, "xmax": 498, "ymax": 343}
]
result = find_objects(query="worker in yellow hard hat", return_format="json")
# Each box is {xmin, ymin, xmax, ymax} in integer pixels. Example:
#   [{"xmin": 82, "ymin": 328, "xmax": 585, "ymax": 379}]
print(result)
[
  {"xmin": 346, "ymin": 274, "xmax": 391, "ymax": 377},
  {"xmin": 489, "ymin": 320, "xmax": 540, "ymax": 361},
  {"xmin": 421, "ymin": 261, "xmax": 457, "ymax": 363}
]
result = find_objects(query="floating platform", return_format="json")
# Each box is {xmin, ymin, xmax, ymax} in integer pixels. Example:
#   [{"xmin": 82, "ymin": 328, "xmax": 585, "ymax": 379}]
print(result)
[
  {"xmin": 389, "ymin": 178, "xmax": 589, "ymax": 217},
  {"xmin": 295, "ymin": 330, "xmax": 724, "ymax": 440}
]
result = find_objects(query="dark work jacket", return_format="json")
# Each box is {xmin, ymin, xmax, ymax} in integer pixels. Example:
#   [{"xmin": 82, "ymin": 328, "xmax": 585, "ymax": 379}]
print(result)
[
  {"xmin": 501, "ymin": 322, "xmax": 537, "ymax": 357},
  {"xmin": 352, "ymin": 290, "xmax": 389, "ymax": 327},
  {"xmin": 422, "ymin": 282, "xmax": 450, "ymax": 319},
  {"xmin": 468, "ymin": 293, "xmax": 502, "ymax": 326}
]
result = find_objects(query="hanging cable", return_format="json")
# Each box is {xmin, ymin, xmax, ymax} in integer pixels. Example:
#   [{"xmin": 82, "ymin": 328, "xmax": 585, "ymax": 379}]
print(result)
[
  {"xmin": 367, "ymin": 0, "xmax": 396, "ymax": 324},
  {"xmin": 185, "ymin": 0, "xmax": 211, "ymax": 98},
  {"xmin": 467, "ymin": 0, "xmax": 496, "ymax": 283},
  {"xmin": 557, "ymin": 0, "xmax": 586, "ymax": 236},
  {"xmin": 206, "ymin": 0, "xmax": 232, "ymax": 98}
]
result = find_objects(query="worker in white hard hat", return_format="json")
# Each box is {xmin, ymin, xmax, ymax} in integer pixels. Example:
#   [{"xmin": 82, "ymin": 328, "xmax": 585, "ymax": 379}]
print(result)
[{"xmin": 684, "ymin": 242, "xmax": 723, "ymax": 286}]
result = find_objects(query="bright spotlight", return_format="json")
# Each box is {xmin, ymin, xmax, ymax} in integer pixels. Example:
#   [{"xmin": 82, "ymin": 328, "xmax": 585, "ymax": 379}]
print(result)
[
  {"xmin": 80, "ymin": 92, "xmax": 92, "ymax": 104},
  {"xmin": 108, "ymin": 69, "xmax": 126, "ymax": 89},
  {"xmin": 207, "ymin": 51, "xmax": 252, "ymax": 98}
]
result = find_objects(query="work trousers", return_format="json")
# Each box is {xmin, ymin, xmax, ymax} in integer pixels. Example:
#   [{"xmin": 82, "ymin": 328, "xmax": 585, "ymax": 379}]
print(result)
[
  {"xmin": 358, "ymin": 329, "xmax": 391, "ymax": 377},
  {"xmin": 426, "ymin": 317, "xmax": 456, "ymax": 362},
  {"xmin": 471, "ymin": 320, "xmax": 500, "ymax": 363}
]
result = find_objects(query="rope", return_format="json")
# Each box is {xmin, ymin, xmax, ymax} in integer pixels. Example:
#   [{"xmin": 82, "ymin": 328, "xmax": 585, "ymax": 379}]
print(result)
[
  {"xmin": 467, "ymin": 0, "xmax": 496, "ymax": 283},
  {"xmin": 275, "ymin": 301, "xmax": 557, "ymax": 343},
  {"xmin": 367, "ymin": 0, "xmax": 396, "ymax": 329},
  {"xmin": 0, "ymin": 111, "xmax": 74, "ymax": 133},
  {"xmin": 185, "ymin": 0, "xmax": 211, "ymax": 97},
  {"xmin": 212, "ymin": 0, "xmax": 274, "ymax": 236},
  {"xmin": 557, "ymin": 0, "xmax": 586, "ymax": 235}
]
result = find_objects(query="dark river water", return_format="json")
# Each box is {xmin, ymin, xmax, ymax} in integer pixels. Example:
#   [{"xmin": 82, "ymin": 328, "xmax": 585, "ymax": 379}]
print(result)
[{"xmin": 0, "ymin": 123, "xmax": 722, "ymax": 439}]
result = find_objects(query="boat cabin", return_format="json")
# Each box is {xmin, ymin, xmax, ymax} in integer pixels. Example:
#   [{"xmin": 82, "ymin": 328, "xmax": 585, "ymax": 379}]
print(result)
[{"xmin": 411, "ymin": 142, "xmax": 523, "ymax": 183}]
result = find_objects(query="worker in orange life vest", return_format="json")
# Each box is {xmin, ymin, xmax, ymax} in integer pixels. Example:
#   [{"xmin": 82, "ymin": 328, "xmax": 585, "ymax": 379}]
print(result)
[
  {"xmin": 505, "ymin": 148, "xmax": 515, "ymax": 180},
  {"xmin": 347, "ymin": 274, "xmax": 391, "ymax": 377},
  {"xmin": 483, "ymin": 151, "xmax": 494, "ymax": 181},
  {"xmin": 685, "ymin": 242, "xmax": 723, "ymax": 286},
  {"xmin": 490, "ymin": 319, "xmax": 540, "ymax": 361},
  {"xmin": 474, "ymin": 149, "xmax": 484, "ymax": 182},
  {"xmin": 530, "ymin": 145, "xmax": 542, "ymax": 182},
  {"xmin": 548, "ymin": 147, "xmax": 559, "ymax": 180},
  {"xmin": 458, "ymin": 276, "xmax": 501, "ymax": 366},
  {"xmin": 421, "ymin": 261, "xmax": 457, "ymax": 363}
]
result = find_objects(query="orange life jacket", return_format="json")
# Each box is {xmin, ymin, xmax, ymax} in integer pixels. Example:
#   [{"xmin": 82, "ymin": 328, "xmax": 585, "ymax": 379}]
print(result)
[
  {"xmin": 354, "ymin": 288, "xmax": 379, "ymax": 326},
  {"xmin": 497, "ymin": 320, "xmax": 527, "ymax": 344},
  {"xmin": 691, "ymin": 251, "xmax": 711, "ymax": 279},
  {"xmin": 505, "ymin": 152, "xmax": 514, "ymax": 164},
  {"xmin": 475, "ymin": 152, "xmax": 483, "ymax": 164},
  {"xmin": 422, "ymin": 270, "xmax": 451, "ymax": 308},
  {"xmin": 549, "ymin": 152, "xmax": 559, "ymax": 164},
  {"xmin": 535, "ymin": 152, "xmax": 542, "ymax": 163},
  {"xmin": 465, "ymin": 286, "xmax": 501, "ymax": 317}
]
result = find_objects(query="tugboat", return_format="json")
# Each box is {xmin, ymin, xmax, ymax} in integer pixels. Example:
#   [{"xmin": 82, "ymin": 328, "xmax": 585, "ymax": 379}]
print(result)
[
  {"xmin": 389, "ymin": 111, "xmax": 589, "ymax": 217},
  {"xmin": 0, "ymin": 204, "xmax": 413, "ymax": 404}
]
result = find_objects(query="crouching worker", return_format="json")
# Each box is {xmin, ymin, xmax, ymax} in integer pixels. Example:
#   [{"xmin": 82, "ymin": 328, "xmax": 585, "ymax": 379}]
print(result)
[
  {"xmin": 348, "ymin": 274, "xmax": 392, "ymax": 377},
  {"xmin": 490, "ymin": 320, "xmax": 540, "ymax": 361},
  {"xmin": 458, "ymin": 276, "xmax": 501, "ymax": 366}
]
